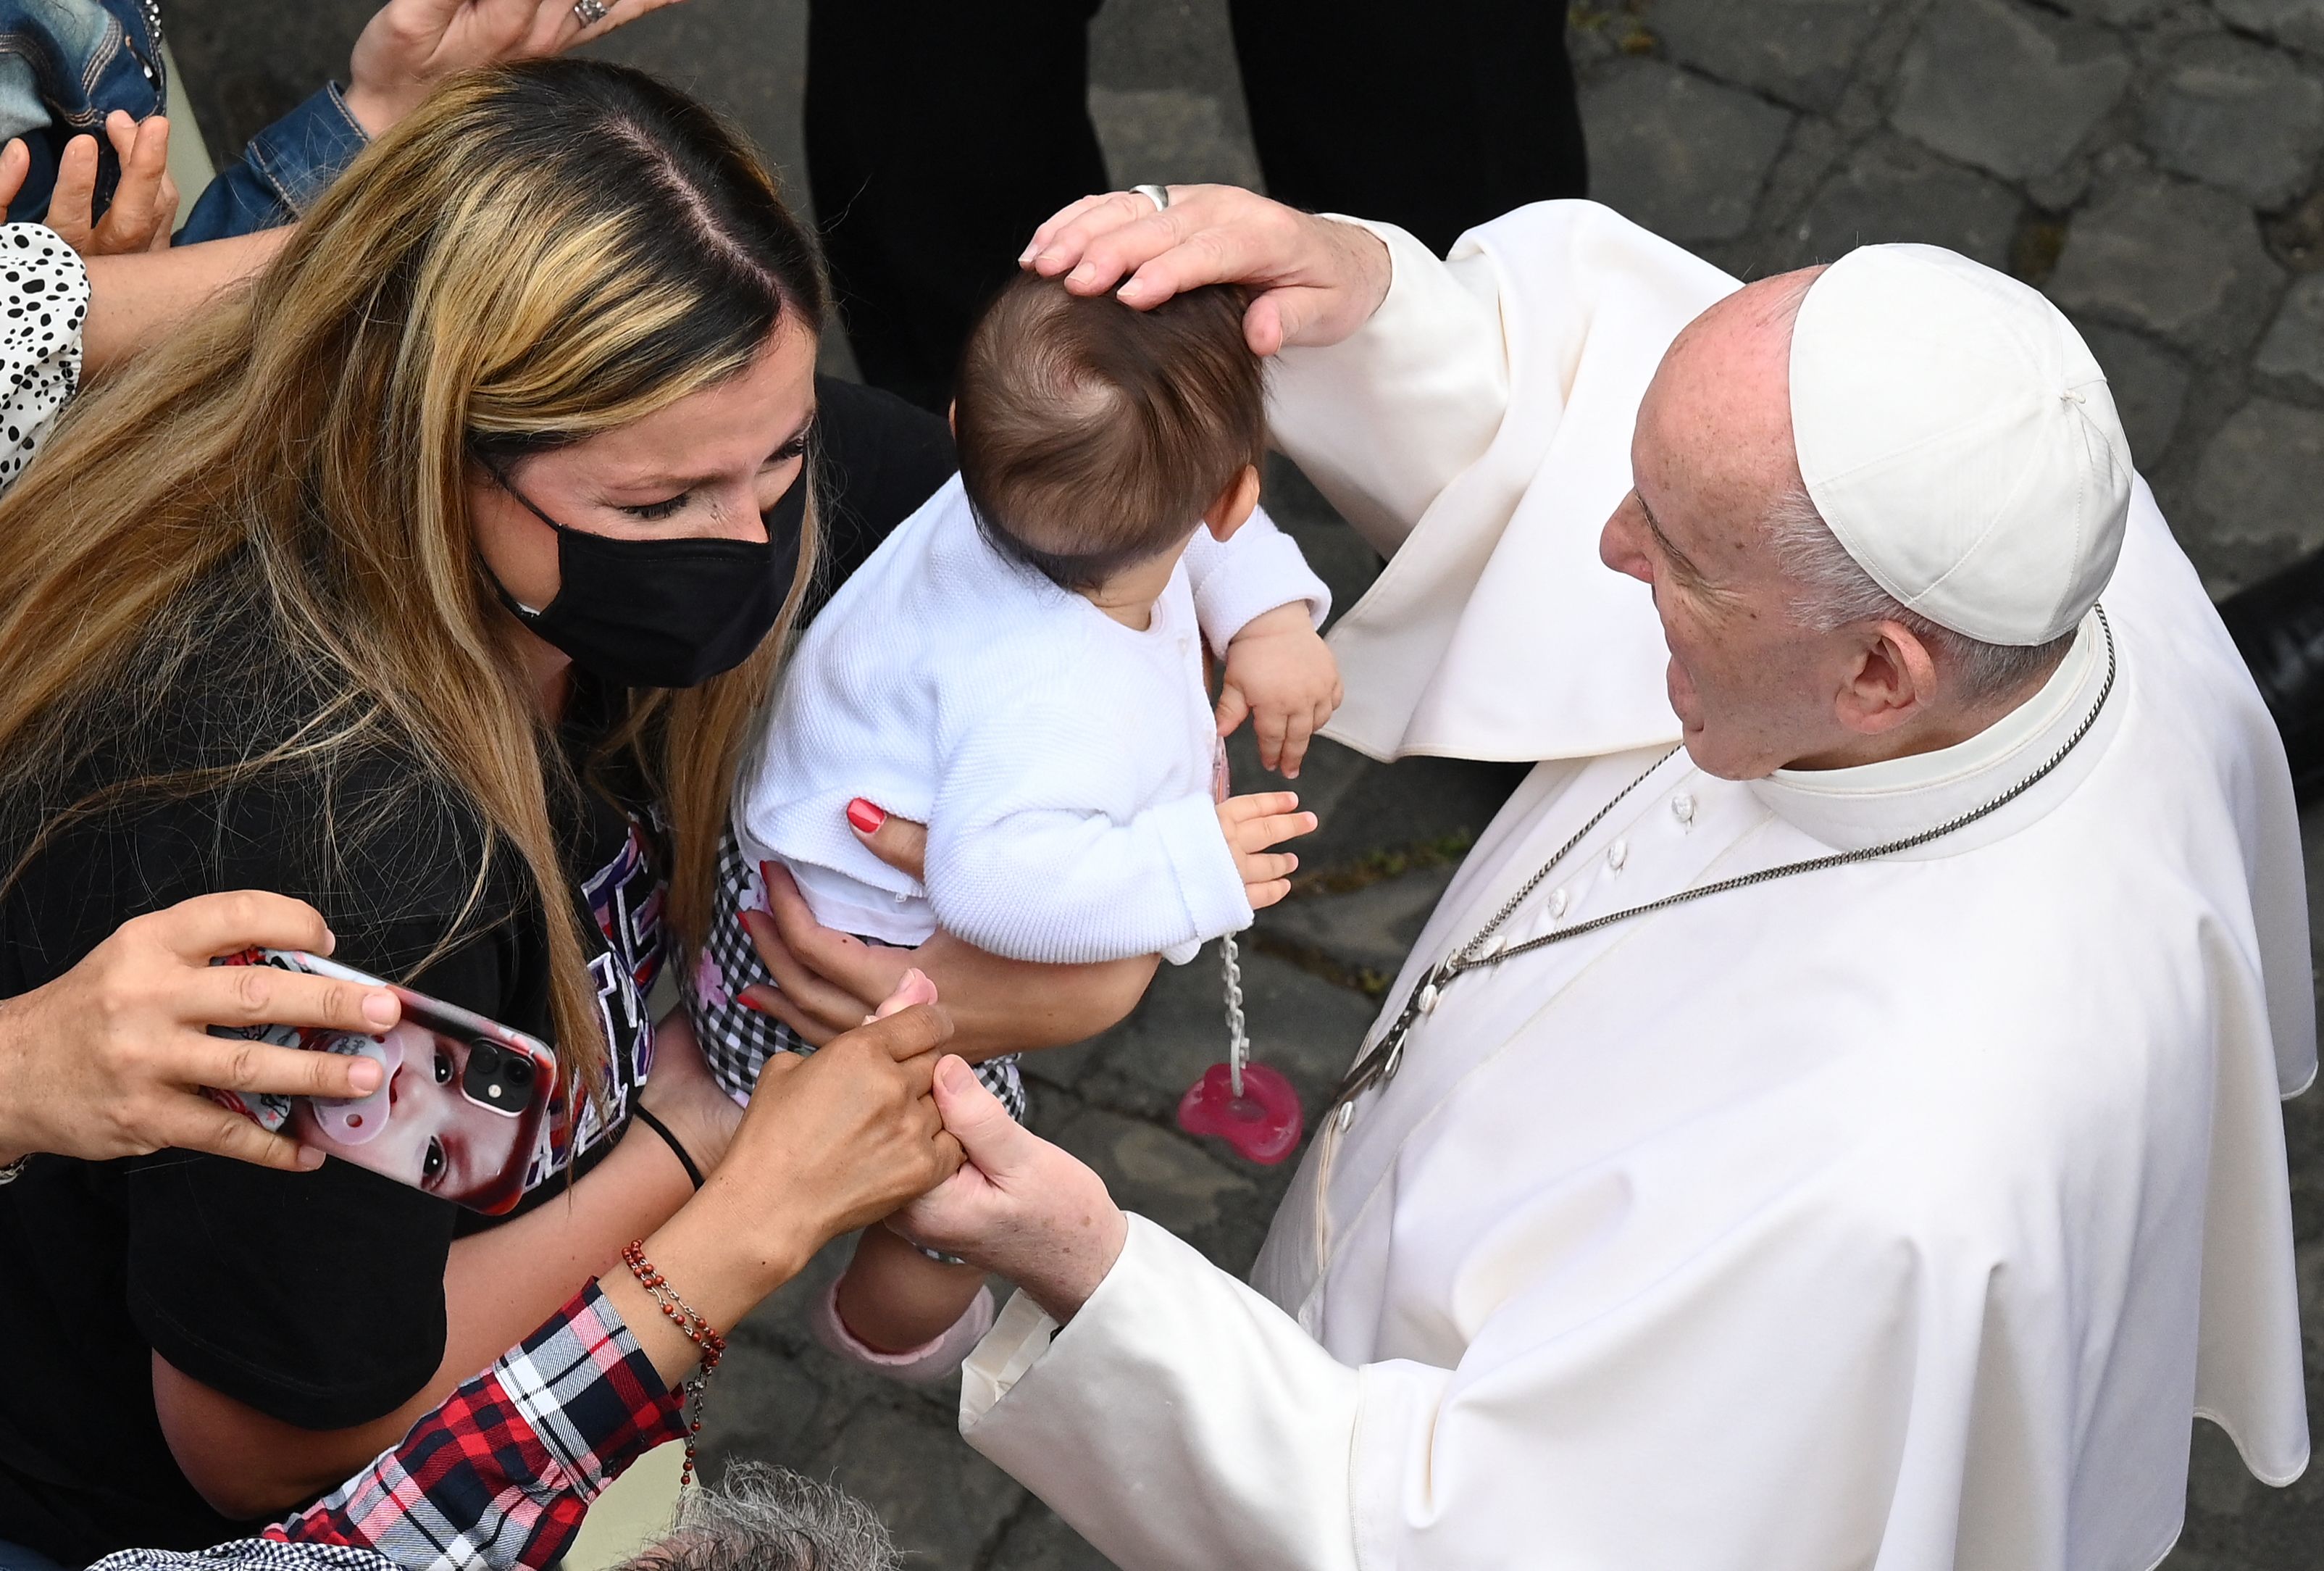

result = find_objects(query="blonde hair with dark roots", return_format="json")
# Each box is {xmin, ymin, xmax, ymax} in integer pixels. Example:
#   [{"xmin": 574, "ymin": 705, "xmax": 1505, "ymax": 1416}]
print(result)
[{"xmin": 0, "ymin": 59, "xmax": 826, "ymax": 1106}]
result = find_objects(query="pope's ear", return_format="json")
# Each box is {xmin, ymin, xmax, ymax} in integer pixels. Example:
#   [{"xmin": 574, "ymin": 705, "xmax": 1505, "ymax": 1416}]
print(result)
[{"xmin": 1834, "ymin": 620, "xmax": 1938, "ymax": 735}]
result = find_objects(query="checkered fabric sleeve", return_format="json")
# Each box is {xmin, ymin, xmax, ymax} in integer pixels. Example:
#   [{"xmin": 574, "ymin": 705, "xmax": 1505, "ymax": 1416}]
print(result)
[
  {"xmin": 268, "ymin": 1282, "xmax": 685, "ymax": 1570},
  {"xmin": 89, "ymin": 1541, "xmax": 396, "ymax": 1571},
  {"xmin": 687, "ymin": 823, "xmax": 1029, "ymax": 1121}
]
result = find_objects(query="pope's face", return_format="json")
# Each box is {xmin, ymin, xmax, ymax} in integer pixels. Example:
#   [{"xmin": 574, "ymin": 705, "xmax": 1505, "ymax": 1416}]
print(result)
[{"xmin": 1599, "ymin": 280, "xmax": 1873, "ymax": 780}]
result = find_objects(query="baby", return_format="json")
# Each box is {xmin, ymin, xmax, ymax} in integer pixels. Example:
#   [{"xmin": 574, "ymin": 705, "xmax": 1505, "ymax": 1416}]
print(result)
[{"xmin": 688, "ymin": 275, "xmax": 1341, "ymax": 1381}]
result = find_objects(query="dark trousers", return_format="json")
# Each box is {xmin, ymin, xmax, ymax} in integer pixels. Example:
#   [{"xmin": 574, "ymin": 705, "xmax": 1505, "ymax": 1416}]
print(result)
[{"xmin": 806, "ymin": 0, "xmax": 1587, "ymax": 410}]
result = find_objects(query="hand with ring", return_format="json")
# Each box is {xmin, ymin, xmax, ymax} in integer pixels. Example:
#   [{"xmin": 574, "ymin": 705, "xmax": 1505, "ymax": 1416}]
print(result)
[
  {"xmin": 1018, "ymin": 183, "xmax": 1393, "ymax": 357},
  {"xmin": 345, "ymin": 0, "xmax": 693, "ymax": 140}
]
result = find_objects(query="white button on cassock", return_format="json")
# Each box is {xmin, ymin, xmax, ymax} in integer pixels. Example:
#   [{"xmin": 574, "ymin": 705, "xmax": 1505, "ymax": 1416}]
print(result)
[
  {"xmin": 1547, "ymin": 888, "xmax": 1569, "ymax": 920},
  {"xmin": 1608, "ymin": 839, "xmax": 1629, "ymax": 871},
  {"xmin": 1671, "ymin": 791, "xmax": 1695, "ymax": 825}
]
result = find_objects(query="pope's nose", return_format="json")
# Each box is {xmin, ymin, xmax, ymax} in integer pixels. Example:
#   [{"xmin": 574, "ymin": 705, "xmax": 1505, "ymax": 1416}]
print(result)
[{"xmin": 1600, "ymin": 507, "xmax": 1652, "ymax": 583}]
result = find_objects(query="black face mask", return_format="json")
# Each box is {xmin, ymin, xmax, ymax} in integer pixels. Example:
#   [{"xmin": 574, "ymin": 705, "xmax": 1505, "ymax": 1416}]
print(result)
[{"xmin": 482, "ymin": 460, "xmax": 806, "ymax": 689}]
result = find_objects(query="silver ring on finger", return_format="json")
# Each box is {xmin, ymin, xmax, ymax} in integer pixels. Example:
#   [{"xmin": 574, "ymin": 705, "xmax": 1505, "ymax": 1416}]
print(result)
[
  {"xmin": 1132, "ymin": 183, "xmax": 1171, "ymax": 213},
  {"xmin": 572, "ymin": 0, "xmax": 611, "ymax": 25}
]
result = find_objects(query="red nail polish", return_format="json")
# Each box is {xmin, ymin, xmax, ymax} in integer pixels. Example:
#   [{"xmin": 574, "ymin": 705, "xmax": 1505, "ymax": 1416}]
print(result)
[{"xmin": 846, "ymin": 798, "xmax": 887, "ymax": 834}]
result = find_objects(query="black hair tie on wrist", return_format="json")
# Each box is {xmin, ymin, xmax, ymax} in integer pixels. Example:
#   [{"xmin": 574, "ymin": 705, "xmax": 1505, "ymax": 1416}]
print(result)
[{"xmin": 632, "ymin": 1104, "xmax": 705, "ymax": 1191}]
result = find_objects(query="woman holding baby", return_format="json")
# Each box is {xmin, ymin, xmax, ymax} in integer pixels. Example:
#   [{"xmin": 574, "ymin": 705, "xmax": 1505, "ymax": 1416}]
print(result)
[{"xmin": 0, "ymin": 59, "xmax": 1171, "ymax": 1562}]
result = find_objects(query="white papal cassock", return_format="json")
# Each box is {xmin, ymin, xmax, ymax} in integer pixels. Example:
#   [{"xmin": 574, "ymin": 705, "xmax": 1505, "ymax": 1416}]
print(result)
[{"xmin": 957, "ymin": 203, "xmax": 2315, "ymax": 1570}]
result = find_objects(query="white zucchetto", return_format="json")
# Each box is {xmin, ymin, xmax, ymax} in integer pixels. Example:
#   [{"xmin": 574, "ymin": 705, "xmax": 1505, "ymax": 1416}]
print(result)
[{"xmin": 1790, "ymin": 243, "xmax": 2133, "ymax": 646}]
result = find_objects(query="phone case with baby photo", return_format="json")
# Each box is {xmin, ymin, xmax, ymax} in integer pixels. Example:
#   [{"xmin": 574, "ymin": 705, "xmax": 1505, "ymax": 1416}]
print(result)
[{"xmin": 204, "ymin": 949, "xmax": 559, "ymax": 1214}]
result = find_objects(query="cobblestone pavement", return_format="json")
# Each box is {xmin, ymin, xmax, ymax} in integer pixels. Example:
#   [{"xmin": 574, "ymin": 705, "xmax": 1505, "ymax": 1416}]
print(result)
[{"xmin": 164, "ymin": 1, "xmax": 2324, "ymax": 1565}]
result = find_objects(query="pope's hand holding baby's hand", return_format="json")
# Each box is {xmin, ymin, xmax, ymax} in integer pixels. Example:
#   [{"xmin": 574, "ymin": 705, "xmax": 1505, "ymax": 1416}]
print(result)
[
  {"xmin": 1216, "ymin": 604, "xmax": 1344, "ymax": 779},
  {"xmin": 1217, "ymin": 791, "xmax": 1317, "ymax": 911}
]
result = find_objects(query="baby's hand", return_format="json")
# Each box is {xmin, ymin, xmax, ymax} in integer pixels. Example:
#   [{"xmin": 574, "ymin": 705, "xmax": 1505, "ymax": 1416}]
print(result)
[
  {"xmin": 1217, "ymin": 791, "xmax": 1317, "ymax": 912},
  {"xmin": 1216, "ymin": 604, "xmax": 1344, "ymax": 780}
]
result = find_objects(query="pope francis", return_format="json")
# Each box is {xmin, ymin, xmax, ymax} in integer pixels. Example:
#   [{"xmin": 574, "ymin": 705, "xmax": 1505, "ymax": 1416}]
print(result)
[{"xmin": 895, "ymin": 186, "xmax": 2316, "ymax": 1570}]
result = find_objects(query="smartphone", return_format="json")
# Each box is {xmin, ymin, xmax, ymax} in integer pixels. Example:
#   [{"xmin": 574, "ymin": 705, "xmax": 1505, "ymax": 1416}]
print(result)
[{"xmin": 205, "ymin": 949, "xmax": 559, "ymax": 1215}]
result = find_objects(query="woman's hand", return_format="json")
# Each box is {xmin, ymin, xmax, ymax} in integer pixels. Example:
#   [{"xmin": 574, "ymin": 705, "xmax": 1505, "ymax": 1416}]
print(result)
[
  {"xmin": 619, "ymin": 977, "xmax": 964, "ymax": 1358},
  {"xmin": 895, "ymin": 1055, "xmax": 1126, "ymax": 1322},
  {"xmin": 736, "ymin": 806, "xmax": 1158, "ymax": 1060},
  {"xmin": 635, "ymin": 1010, "xmax": 743, "ymax": 1178},
  {"xmin": 46, "ymin": 113, "xmax": 177, "ymax": 256},
  {"xmin": 0, "ymin": 892, "xmax": 401, "ymax": 1172},
  {"xmin": 1019, "ymin": 184, "xmax": 1392, "ymax": 357},
  {"xmin": 345, "ymin": 0, "xmax": 690, "ymax": 138}
]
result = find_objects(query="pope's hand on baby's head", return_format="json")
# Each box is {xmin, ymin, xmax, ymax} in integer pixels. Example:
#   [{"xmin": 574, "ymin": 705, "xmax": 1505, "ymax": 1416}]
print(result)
[
  {"xmin": 1217, "ymin": 791, "xmax": 1317, "ymax": 910},
  {"xmin": 1215, "ymin": 603, "xmax": 1345, "ymax": 780}
]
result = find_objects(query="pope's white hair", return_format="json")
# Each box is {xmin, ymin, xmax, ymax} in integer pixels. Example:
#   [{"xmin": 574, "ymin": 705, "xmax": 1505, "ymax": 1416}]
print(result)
[
  {"xmin": 619, "ymin": 1464, "xmax": 901, "ymax": 1571},
  {"xmin": 1764, "ymin": 486, "xmax": 2071, "ymax": 705}
]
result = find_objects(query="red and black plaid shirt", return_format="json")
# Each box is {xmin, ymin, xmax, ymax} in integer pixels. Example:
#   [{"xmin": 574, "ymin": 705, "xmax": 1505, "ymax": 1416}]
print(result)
[
  {"xmin": 105, "ymin": 1282, "xmax": 690, "ymax": 1571},
  {"xmin": 90, "ymin": 1283, "xmax": 681, "ymax": 1571}
]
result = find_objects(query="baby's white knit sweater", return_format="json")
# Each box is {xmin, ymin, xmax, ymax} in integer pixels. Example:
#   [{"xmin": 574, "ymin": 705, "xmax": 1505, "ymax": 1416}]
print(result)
[{"xmin": 737, "ymin": 474, "xmax": 1329, "ymax": 965}]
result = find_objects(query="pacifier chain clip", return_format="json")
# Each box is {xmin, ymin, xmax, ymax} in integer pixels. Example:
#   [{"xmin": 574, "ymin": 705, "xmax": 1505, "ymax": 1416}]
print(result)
[{"xmin": 1176, "ymin": 743, "xmax": 1305, "ymax": 1163}]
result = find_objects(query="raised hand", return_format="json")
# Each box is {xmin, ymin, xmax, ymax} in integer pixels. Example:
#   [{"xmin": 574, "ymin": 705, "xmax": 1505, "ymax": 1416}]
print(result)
[
  {"xmin": 45, "ymin": 112, "xmax": 177, "ymax": 256},
  {"xmin": 1216, "ymin": 790, "xmax": 1316, "ymax": 910},
  {"xmin": 0, "ymin": 892, "xmax": 401, "ymax": 1172},
  {"xmin": 345, "ymin": 0, "xmax": 691, "ymax": 138},
  {"xmin": 713, "ymin": 981, "xmax": 961, "ymax": 1248},
  {"xmin": 1019, "ymin": 184, "xmax": 1393, "ymax": 356}
]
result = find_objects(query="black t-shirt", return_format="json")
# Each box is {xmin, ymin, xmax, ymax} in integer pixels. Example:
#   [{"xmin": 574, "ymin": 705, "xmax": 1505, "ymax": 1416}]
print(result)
[{"xmin": 0, "ymin": 378, "xmax": 952, "ymax": 1560}]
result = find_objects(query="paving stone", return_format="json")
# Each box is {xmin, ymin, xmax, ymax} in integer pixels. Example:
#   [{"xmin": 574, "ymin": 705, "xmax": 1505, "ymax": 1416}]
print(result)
[
  {"xmin": 1090, "ymin": 0, "xmax": 1250, "ymax": 99},
  {"xmin": 1089, "ymin": 86, "xmax": 1266, "ymax": 190},
  {"xmin": 2253, "ymin": 271, "xmax": 2324, "ymax": 393},
  {"xmin": 1065, "ymin": 940, "xmax": 1378, "ymax": 1115},
  {"xmin": 1286, "ymin": 750, "xmax": 1530, "ymax": 882},
  {"xmin": 1045, "ymin": 1103, "xmax": 1256, "ymax": 1237},
  {"xmin": 1778, "ymin": 133, "xmax": 2023, "ymax": 270},
  {"xmin": 1891, "ymin": 0, "xmax": 2133, "ymax": 180},
  {"xmin": 806, "ymin": 1399, "xmax": 1026, "ymax": 1566},
  {"xmin": 1579, "ymin": 59, "xmax": 1796, "ymax": 243},
  {"xmin": 2074, "ymin": 320, "xmax": 2192, "ymax": 463},
  {"xmin": 2214, "ymin": 0, "xmax": 2324, "ymax": 59},
  {"xmin": 2141, "ymin": 32, "xmax": 2324, "ymax": 208},
  {"xmin": 2054, "ymin": 0, "xmax": 2172, "ymax": 21},
  {"xmin": 985, "ymin": 1504, "xmax": 1120, "ymax": 1570},
  {"xmin": 1646, "ymin": 0, "xmax": 1894, "ymax": 112},
  {"xmin": 1258, "ymin": 863, "xmax": 1458, "ymax": 987},
  {"xmin": 2046, "ymin": 172, "xmax": 2283, "ymax": 351},
  {"xmin": 696, "ymin": 1339, "xmax": 832, "ymax": 1475},
  {"xmin": 2191, "ymin": 396, "xmax": 2324, "ymax": 559}
]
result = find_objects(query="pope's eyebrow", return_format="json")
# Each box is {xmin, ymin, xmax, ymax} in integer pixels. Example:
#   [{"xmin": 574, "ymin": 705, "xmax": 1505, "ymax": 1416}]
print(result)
[{"xmin": 1637, "ymin": 493, "xmax": 1709, "ymax": 586}]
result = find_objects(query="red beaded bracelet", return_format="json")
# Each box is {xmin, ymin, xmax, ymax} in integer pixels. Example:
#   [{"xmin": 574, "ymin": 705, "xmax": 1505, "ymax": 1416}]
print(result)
[{"xmin": 622, "ymin": 1240, "xmax": 729, "ymax": 1487}]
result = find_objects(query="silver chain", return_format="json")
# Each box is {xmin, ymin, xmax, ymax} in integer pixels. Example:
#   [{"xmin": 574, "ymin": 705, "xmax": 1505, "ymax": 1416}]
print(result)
[
  {"xmin": 1330, "ymin": 607, "xmax": 2118, "ymax": 1123},
  {"xmin": 1220, "ymin": 933, "xmax": 1250, "ymax": 1097}
]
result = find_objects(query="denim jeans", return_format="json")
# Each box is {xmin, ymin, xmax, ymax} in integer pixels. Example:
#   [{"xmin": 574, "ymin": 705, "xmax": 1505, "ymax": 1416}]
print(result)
[{"xmin": 0, "ymin": 0, "xmax": 165, "ymax": 222}]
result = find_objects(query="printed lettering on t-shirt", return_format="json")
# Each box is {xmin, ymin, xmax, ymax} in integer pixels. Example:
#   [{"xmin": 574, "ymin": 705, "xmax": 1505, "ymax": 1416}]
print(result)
[{"xmin": 524, "ymin": 819, "xmax": 665, "ymax": 1189}]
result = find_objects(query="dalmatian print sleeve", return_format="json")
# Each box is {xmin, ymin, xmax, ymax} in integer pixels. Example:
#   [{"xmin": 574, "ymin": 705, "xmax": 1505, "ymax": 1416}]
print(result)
[{"xmin": 0, "ymin": 223, "xmax": 91, "ymax": 493}]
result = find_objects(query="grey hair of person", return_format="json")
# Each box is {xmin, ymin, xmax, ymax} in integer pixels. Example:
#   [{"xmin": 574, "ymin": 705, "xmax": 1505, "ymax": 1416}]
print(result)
[
  {"xmin": 619, "ymin": 1463, "xmax": 903, "ymax": 1571},
  {"xmin": 1763, "ymin": 484, "xmax": 2074, "ymax": 705}
]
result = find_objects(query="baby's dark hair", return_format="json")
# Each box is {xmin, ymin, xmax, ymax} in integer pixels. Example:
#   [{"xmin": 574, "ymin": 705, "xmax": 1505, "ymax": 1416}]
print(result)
[{"xmin": 954, "ymin": 274, "xmax": 1266, "ymax": 591}]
